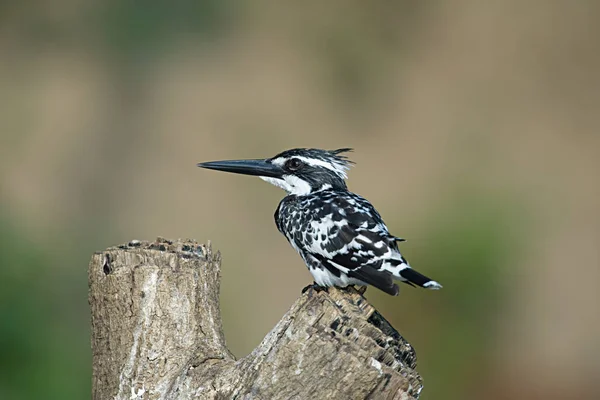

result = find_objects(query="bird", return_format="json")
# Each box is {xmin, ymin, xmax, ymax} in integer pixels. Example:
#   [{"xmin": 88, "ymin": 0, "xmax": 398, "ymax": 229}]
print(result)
[{"xmin": 197, "ymin": 148, "xmax": 442, "ymax": 296}]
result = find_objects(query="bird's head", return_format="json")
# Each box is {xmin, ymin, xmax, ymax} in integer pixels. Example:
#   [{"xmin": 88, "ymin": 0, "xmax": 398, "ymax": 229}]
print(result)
[{"xmin": 198, "ymin": 148, "xmax": 354, "ymax": 195}]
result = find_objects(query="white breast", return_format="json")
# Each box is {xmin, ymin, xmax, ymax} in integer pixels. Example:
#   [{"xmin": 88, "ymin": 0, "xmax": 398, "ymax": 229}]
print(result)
[{"xmin": 308, "ymin": 265, "xmax": 365, "ymax": 288}]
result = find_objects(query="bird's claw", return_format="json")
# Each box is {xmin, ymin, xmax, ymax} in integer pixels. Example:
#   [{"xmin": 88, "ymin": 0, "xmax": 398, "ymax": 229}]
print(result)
[{"xmin": 302, "ymin": 282, "xmax": 328, "ymax": 298}]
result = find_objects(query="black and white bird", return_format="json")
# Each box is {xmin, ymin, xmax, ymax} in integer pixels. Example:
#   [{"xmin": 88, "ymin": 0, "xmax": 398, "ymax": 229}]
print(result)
[{"xmin": 198, "ymin": 148, "xmax": 442, "ymax": 296}]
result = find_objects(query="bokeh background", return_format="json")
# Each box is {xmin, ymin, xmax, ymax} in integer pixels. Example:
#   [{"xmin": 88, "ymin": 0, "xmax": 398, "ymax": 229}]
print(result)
[{"xmin": 1, "ymin": 1, "xmax": 599, "ymax": 399}]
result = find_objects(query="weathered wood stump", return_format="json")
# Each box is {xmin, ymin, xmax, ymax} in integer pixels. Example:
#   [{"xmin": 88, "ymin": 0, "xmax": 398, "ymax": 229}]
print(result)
[{"xmin": 89, "ymin": 238, "xmax": 423, "ymax": 399}]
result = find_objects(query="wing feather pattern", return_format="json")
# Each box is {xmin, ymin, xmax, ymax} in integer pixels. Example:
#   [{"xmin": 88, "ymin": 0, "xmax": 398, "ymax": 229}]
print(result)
[{"xmin": 293, "ymin": 192, "xmax": 404, "ymax": 295}]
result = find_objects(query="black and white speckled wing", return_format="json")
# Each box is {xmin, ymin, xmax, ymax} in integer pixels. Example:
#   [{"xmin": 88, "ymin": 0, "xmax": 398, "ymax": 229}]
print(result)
[{"xmin": 276, "ymin": 191, "xmax": 404, "ymax": 295}]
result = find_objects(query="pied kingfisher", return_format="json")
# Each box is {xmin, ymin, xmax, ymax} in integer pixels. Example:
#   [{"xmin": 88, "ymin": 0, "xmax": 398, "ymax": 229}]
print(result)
[{"xmin": 198, "ymin": 148, "xmax": 442, "ymax": 296}]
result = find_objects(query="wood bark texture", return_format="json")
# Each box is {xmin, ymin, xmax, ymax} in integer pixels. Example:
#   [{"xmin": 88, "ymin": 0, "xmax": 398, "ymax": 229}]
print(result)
[{"xmin": 89, "ymin": 238, "xmax": 424, "ymax": 400}]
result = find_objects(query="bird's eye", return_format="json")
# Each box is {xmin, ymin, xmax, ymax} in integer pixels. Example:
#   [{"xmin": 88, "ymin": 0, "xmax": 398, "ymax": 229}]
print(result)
[{"xmin": 286, "ymin": 158, "xmax": 303, "ymax": 171}]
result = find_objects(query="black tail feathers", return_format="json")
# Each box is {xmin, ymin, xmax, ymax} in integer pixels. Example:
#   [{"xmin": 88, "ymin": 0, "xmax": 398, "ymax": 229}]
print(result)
[
  {"xmin": 348, "ymin": 267, "xmax": 399, "ymax": 296},
  {"xmin": 399, "ymin": 268, "xmax": 443, "ymax": 290}
]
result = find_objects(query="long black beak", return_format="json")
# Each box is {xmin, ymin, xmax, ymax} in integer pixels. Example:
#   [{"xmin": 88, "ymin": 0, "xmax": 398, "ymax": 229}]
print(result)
[{"xmin": 197, "ymin": 159, "xmax": 284, "ymax": 178}]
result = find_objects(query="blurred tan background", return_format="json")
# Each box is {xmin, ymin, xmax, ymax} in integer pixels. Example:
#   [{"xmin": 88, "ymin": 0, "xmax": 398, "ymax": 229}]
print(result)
[{"xmin": 1, "ymin": 1, "xmax": 599, "ymax": 399}]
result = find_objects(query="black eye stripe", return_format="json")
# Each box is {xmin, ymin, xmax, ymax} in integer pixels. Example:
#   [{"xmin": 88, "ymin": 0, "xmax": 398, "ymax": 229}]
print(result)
[{"xmin": 286, "ymin": 158, "xmax": 303, "ymax": 171}]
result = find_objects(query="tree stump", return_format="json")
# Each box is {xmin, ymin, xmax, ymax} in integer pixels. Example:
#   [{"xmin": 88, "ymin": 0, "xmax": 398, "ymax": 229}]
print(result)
[{"xmin": 89, "ymin": 238, "xmax": 424, "ymax": 399}]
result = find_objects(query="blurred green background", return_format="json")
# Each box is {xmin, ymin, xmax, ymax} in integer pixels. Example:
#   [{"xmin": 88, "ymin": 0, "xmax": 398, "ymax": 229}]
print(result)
[{"xmin": 1, "ymin": 1, "xmax": 599, "ymax": 399}]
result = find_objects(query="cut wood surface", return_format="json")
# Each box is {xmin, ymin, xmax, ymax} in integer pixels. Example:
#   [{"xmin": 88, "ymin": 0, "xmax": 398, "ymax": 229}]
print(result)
[{"xmin": 89, "ymin": 238, "xmax": 424, "ymax": 399}]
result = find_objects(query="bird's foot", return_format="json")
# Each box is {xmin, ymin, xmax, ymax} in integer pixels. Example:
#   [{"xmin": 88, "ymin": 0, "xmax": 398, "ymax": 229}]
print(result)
[
  {"xmin": 301, "ymin": 282, "xmax": 329, "ymax": 298},
  {"xmin": 356, "ymin": 285, "xmax": 368, "ymax": 295}
]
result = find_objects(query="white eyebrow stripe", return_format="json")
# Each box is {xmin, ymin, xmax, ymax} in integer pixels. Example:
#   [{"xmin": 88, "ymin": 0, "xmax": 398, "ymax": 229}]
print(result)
[
  {"xmin": 294, "ymin": 156, "xmax": 348, "ymax": 178},
  {"xmin": 271, "ymin": 157, "xmax": 286, "ymax": 166}
]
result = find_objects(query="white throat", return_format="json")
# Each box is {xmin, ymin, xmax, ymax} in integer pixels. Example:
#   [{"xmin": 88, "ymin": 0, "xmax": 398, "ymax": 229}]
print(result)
[{"xmin": 260, "ymin": 175, "xmax": 312, "ymax": 195}]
